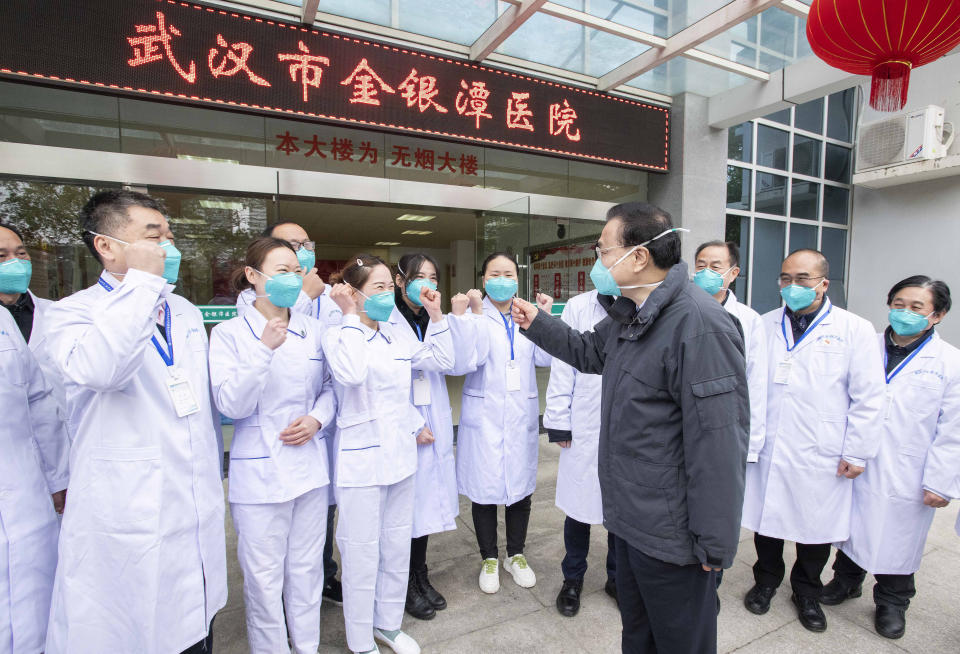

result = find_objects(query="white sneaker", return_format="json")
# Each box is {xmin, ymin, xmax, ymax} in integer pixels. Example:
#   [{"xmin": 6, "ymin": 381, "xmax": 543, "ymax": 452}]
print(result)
[
  {"xmin": 373, "ymin": 629, "xmax": 420, "ymax": 654},
  {"xmin": 356, "ymin": 648, "xmax": 381, "ymax": 654},
  {"xmin": 504, "ymin": 554, "xmax": 536, "ymax": 588},
  {"xmin": 479, "ymin": 557, "xmax": 500, "ymax": 593}
]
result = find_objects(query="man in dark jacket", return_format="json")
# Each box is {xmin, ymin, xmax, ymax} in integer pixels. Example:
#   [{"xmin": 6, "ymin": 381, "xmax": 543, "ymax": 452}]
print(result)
[{"xmin": 512, "ymin": 202, "xmax": 749, "ymax": 653}]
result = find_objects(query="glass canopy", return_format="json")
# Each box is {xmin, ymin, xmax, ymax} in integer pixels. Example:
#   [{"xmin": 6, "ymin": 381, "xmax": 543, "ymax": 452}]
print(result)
[{"xmin": 227, "ymin": 0, "xmax": 815, "ymax": 103}]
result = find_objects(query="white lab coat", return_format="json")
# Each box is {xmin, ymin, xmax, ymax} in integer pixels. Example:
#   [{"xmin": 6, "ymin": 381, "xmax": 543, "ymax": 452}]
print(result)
[
  {"xmin": 839, "ymin": 332, "xmax": 960, "ymax": 574},
  {"xmin": 723, "ymin": 291, "xmax": 768, "ymax": 464},
  {"xmin": 0, "ymin": 306, "xmax": 60, "ymax": 654},
  {"xmin": 322, "ymin": 312, "xmax": 453, "ymax": 653},
  {"xmin": 209, "ymin": 307, "xmax": 335, "ymax": 654},
  {"xmin": 742, "ymin": 299, "xmax": 885, "ymax": 544},
  {"xmin": 209, "ymin": 308, "xmax": 335, "ymax": 504},
  {"xmin": 543, "ymin": 290, "xmax": 605, "ymax": 525},
  {"xmin": 44, "ymin": 270, "xmax": 227, "ymax": 654},
  {"xmin": 457, "ymin": 297, "xmax": 553, "ymax": 506},
  {"xmin": 388, "ymin": 305, "xmax": 475, "ymax": 538}
]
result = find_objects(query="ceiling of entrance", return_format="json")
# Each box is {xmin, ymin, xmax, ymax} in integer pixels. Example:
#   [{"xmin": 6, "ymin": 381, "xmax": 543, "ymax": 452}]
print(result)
[{"xmin": 214, "ymin": 0, "xmax": 813, "ymax": 104}]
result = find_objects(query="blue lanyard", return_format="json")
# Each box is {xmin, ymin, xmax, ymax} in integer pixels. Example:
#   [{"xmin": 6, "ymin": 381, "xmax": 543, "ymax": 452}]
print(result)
[
  {"xmin": 99, "ymin": 276, "xmax": 173, "ymax": 366},
  {"xmin": 884, "ymin": 333, "xmax": 933, "ymax": 385},
  {"xmin": 500, "ymin": 310, "xmax": 515, "ymax": 361},
  {"xmin": 780, "ymin": 305, "xmax": 832, "ymax": 353},
  {"xmin": 243, "ymin": 315, "xmax": 304, "ymax": 340},
  {"xmin": 415, "ymin": 323, "xmax": 423, "ymax": 342}
]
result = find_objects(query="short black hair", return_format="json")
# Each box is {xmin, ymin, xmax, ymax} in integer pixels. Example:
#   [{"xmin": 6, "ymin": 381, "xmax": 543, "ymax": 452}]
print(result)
[
  {"xmin": 79, "ymin": 190, "xmax": 165, "ymax": 264},
  {"xmin": 0, "ymin": 222, "xmax": 24, "ymax": 242},
  {"xmin": 480, "ymin": 251, "xmax": 518, "ymax": 276},
  {"xmin": 887, "ymin": 275, "xmax": 951, "ymax": 314},
  {"xmin": 606, "ymin": 202, "xmax": 681, "ymax": 270},
  {"xmin": 261, "ymin": 221, "xmax": 302, "ymax": 237},
  {"xmin": 695, "ymin": 240, "xmax": 740, "ymax": 267},
  {"xmin": 786, "ymin": 248, "xmax": 829, "ymax": 278}
]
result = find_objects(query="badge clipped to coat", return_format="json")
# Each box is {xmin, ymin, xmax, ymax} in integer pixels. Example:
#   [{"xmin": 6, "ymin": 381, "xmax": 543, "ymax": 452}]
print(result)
[
  {"xmin": 506, "ymin": 360, "xmax": 522, "ymax": 392},
  {"xmin": 413, "ymin": 369, "xmax": 431, "ymax": 405},
  {"xmin": 774, "ymin": 359, "xmax": 792, "ymax": 385},
  {"xmin": 166, "ymin": 370, "xmax": 200, "ymax": 417}
]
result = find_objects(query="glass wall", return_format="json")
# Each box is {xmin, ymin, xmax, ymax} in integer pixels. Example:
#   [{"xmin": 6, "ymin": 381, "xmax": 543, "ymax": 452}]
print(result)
[
  {"xmin": 725, "ymin": 88, "xmax": 855, "ymax": 313},
  {"xmin": 0, "ymin": 80, "xmax": 648, "ymax": 204}
]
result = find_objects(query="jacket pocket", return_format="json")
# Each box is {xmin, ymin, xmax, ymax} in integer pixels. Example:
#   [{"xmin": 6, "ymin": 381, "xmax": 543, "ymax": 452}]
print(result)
[
  {"xmin": 904, "ymin": 380, "xmax": 942, "ymax": 418},
  {"xmin": 813, "ymin": 346, "xmax": 845, "ymax": 376},
  {"xmin": 337, "ymin": 419, "xmax": 379, "ymax": 483},
  {"xmin": 89, "ymin": 446, "xmax": 162, "ymax": 528},
  {"xmin": 816, "ymin": 414, "xmax": 847, "ymax": 457},
  {"xmin": 691, "ymin": 374, "xmax": 739, "ymax": 430},
  {"xmin": 610, "ymin": 457, "xmax": 683, "ymax": 540}
]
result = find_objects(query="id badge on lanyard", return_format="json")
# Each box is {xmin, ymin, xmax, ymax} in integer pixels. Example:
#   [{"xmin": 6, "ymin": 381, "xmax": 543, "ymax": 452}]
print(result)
[
  {"xmin": 501, "ymin": 311, "xmax": 522, "ymax": 392},
  {"xmin": 413, "ymin": 370, "xmax": 431, "ymax": 405},
  {"xmin": 153, "ymin": 303, "xmax": 200, "ymax": 417}
]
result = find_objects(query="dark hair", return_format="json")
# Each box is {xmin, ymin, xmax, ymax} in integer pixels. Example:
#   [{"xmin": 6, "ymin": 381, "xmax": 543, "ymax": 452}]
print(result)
[
  {"xmin": 0, "ymin": 222, "xmax": 24, "ymax": 242},
  {"xmin": 261, "ymin": 221, "xmax": 301, "ymax": 238},
  {"xmin": 606, "ymin": 202, "xmax": 681, "ymax": 269},
  {"xmin": 341, "ymin": 253, "xmax": 389, "ymax": 290},
  {"xmin": 480, "ymin": 251, "xmax": 518, "ymax": 276},
  {"xmin": 79, "ymin": 190, "xmax": 165, "ymax": 264},
  {"xmin": 695, "ymin": 240, "xmax": 740, "ymax": 267},
  {"xmin": 327, "ymin": 271, "xmax": 343, "ymax": 285},
  {"xmin": 396, "ymin": 252, "xmax": 440, "ymax": 283},
  {"xmin": 786, "ymin": 248, "xmax": 829, "ymax": 278},
  {"xmin": 230, "ymin": 237, "xmax": 296, "ymax": 294},
  {"xmin": 887, "ymin": 275, "xmax": 952, "ymax": 314}
]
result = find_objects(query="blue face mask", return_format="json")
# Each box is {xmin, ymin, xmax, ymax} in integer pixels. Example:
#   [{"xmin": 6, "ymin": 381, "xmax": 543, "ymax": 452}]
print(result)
[
  {"xmin": 357, "ymin": 289, "xmax": 396, "ymax": 322},
  {"xmin": 780, "ymin": 281, "xmax": 823, "ymax": 312},
  {"xmin": 485, "ymin": 277, "xmax": 518, "ymax": 302},
  {"xmin": 590, "ymin": 228, "xmax": 688, "ymax": 297},
  {"xmin": 158, "ymin": 240, "xmax": 182, "ymax": 285},
  {"xmin": 257, "ymin": 269, "xmax": 303, "ymax": 308},
  {"xmin": 693, "ymin": 267, "xmax": 732, "ymax": 296},
  {"xmin": 405, "ymin": 278, "xmax": 437, "ymax": 307},
  {"xmin": 0, "ymin": 258, "xmax": 31, "ymax": 294},
  {"xmin": 889, "ymin": 308, "xmax": 933, "ymax": 336},
  {"xmin": 296, "ymin": 247, "xmax": 315, "ymax": 272}
]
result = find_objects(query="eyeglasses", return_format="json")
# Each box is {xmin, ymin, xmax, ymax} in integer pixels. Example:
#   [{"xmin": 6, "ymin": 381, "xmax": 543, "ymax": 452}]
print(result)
[
  {"xmin": 287, "ymin": 239, "xmax": 315, "ymax": 252},
  {"xmin": 594, "ymin": 243, "xmax": 628, "ymax": 258},
  {"xmin": 778, "ymin": 274, "xmax": 824, "ymax": 287}
]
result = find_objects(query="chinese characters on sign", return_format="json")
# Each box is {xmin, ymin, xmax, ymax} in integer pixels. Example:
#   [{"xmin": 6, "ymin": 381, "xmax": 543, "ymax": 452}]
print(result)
[{"xmin": 0, "ymin": 0, "xmax": 670, "ymax": 171}]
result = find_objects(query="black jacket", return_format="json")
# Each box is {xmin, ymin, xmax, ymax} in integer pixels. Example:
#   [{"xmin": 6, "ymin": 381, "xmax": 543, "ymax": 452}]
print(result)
[{"xmin": 522, "ymin": 262, "xmax": 749, "ymax": 568}]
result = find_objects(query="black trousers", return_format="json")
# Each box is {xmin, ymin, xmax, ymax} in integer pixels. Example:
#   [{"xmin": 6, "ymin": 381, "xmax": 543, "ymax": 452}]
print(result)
[
  {"xmin": 561, "ymin": 516, "xmax": 616, "ymax": 583},
  {"xmin": 179, "ymin": 619, "xmax": 214, "ymax": 654},
  {"xmin": 323, "ymin": 503, "xmax": 338, "ymax": 582},
  {"xmin": 753, "ymin": 533, "xmax": 831, "ymax": 598},
  {"xmin": 615, "ymin": 535, "xmax": 716, "ymax": 654},
  {"xmin": 410, "ymin": 534, "xmax": 429, "ymax": 572},
  {"xmin": 832, "ymin": 549, "xmax": 917, "ymax": 609},
  {"xmin": 471, "ymin": 495, "xmax": 532, "ymax": 560}
]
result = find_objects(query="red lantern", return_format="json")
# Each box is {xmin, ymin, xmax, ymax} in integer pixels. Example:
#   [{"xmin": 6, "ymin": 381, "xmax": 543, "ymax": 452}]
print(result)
[{"xmin": 806, "ymin": 0, "xmax": 960, "ymax": 112}]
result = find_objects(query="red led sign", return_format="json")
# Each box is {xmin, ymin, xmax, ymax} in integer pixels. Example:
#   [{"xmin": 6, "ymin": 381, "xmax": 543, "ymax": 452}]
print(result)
[{"xmin": 0, "ymin": 0, "xmax": 669, "ymax": 171}]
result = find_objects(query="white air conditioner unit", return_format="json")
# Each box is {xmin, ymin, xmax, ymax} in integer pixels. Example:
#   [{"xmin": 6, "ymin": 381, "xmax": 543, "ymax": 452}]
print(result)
[{"xmin": 856, "ymin": 105, "xmax": 955, "ymax": 173}]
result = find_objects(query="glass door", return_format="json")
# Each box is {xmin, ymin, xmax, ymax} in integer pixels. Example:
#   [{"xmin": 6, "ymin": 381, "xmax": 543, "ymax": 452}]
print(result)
[{"xmin": 476, "ymin": 196, "xmax": 530, "ymax": 295}]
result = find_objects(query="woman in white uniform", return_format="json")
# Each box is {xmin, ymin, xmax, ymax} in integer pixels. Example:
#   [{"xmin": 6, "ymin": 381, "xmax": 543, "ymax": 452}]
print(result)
[
  {"xmin": 821, "ymin": 275, "xmax": 960, "ymax": 639},
  {"xmin": 457, "ymin": 252, "xmax": 553, "ymax": 594},
  {"xmin": 0, "ymin": 306, "xmax": 61, "ymax": 654},
  {"xmin": 323, "ymin": 255, "xmax": 454, "ymax": 654},
  {"xmin": 209, "ymin": 237, "xmax": 336, "ymax": 654},
  {"xmin": 390, "ymin": 253, "xmax": 474, "ymax": 621}
]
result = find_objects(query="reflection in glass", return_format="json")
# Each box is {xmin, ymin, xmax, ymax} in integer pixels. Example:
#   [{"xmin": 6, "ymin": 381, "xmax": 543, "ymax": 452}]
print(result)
[
  {"xmin": 821, "ymin": 227, "xmax": 847, "ymax": 307},
  {"xmin": 795, "ymin": 98, "xmax": 824, "ymax": 134},
  {"xmin": 788, "ymin": 222, "xmax": 817, "ymax": 252},
  {"xmin": 757, "ymin": 124, "xmax": 789, "ymax": 170},
  {"xmin": 827, "ymin": 89, "xmax": 856, "ymax": 142},
  {"xmin": 824, "ymin": 144, "xmax": 852, "ymax": 183},
  {"xmin": 728, "ymin": 122, "xmax": 753, "ymax": 162},
  {"xmin": 752, "ymin": 218, "xmax": 786, "ymax": 313},
  {"xmin": 790, "ymin": 181, "xmax": 819, "ymax": 220},
  {"xmin": 823, "ymin": 185, "xmax": 849, "ymax": 224},
  {"xmin": 763, "ymin": 109, "xmax": 791, "ymax": 126},
  {"xmin": 725, "ymin": 214, "xmax": 750, "ymax": 297},
  {"xmin": 754, "ymin": 172, "xmax": 787, "ymax": 215},
  {"xmin": 726, "ymin": 166, "xmax": 751, "ymax": 210},
  {"xmin": 792, "ymin": 135, "xmax": 821, "ymax": 177}
]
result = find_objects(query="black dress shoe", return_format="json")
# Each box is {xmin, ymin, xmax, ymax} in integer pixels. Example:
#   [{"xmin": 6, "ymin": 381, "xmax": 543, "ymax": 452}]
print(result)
[
  {"xmin": 792, "ymin": 593, "xmax": 827, "ymax": 632},
  {"xmin": 819, "ymin": 579, "xmax": 862, "ymax": 606},
  {"xmin": 875, "ymin": 605, "xmax": 906, "ymax": 639},
  {"xmin": 414, "ymin": 566, "xmax": 447, "ymax": 610},
  {"xmin": 405, "ymin": 571, "xmax": 436, "ymax": 620},
  {"xmin": 604, "ymin": 579, "xmax": 618, "ymax": 605},
  {"xmin": 556, "ymin": 579, "xmax": 583, "ymax": 617},
  {"xmin": 322, "ymin": 578, "xmax": 343, "ymax": 606},
  {"xmin": 744, "ymin": 584, "xmax": 777, "ymax": 615}
]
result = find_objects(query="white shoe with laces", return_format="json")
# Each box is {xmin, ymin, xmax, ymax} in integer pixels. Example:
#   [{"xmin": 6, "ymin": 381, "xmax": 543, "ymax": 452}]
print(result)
[
  {"xmin": 373, "ymin": 629, "xmax": 420, "ymax": 654},
  {"xmin": 479, "ymin": 557, "xmax": 500, "ymax": 593},
  {"xmin": 504, "ymin": 553, "xmax": 536, "ymax": 588}
]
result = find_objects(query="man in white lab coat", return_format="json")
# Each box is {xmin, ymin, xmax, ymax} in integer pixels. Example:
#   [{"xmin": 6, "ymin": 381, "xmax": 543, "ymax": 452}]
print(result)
[
  {"xmin": 544, "ymin": 289, "xmax": 617, "ymax": 618},
  {"xmin": 44, "ymin": 190, "xmax": 227, "ymax": 654},
  {"xmin": 0, "ymin": 223, "xmax": 70, "ymax": 500},
  {"xmin": 742, "ymin": 249, "xmax": 884, "ymax": 633},
  {"xmin": 236, "ymin": 220, "xmax": 343, "ymax": 605},
  {"xmin": 0, "ymin": 305, "xmax": 62, "ymax": 654}
]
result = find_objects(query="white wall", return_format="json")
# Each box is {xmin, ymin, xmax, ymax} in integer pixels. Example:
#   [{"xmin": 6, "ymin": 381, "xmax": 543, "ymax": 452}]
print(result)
[{"xmin": 848, "ymin": 55, "xmax": 960, "ymax": 342}]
